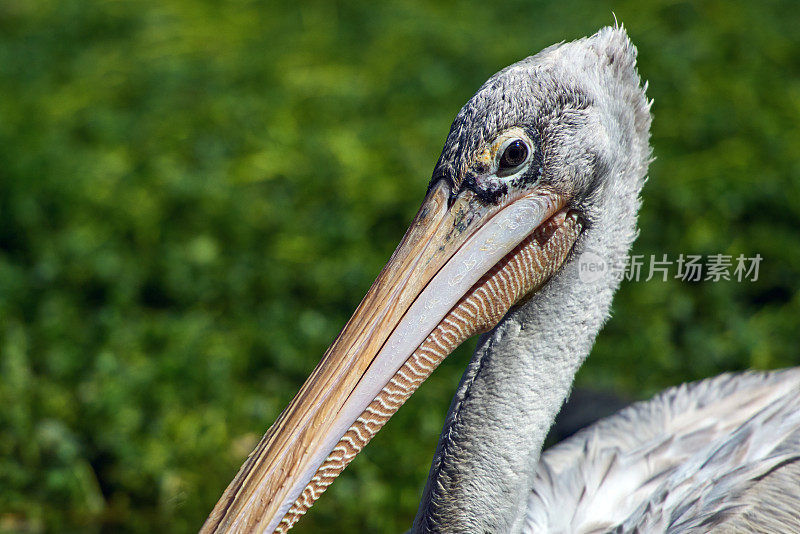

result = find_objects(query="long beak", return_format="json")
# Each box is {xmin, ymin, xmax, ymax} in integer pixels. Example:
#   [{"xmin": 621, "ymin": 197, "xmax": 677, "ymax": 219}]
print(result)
[{"xmin": 202, "ymin": 181, "xmax": 582, "ymax": 533}]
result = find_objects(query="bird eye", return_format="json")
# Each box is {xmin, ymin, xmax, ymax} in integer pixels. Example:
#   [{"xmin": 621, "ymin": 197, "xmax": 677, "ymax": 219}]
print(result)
[{"xmin": 497, "ymin": 139, "xmax": 529, "ymax": 175}]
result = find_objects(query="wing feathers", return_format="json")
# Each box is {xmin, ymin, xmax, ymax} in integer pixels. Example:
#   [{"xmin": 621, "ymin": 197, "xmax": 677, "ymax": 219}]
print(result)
[{"xmin": 525, "ymin": 369, "xmax": 800, "ymax": 533}]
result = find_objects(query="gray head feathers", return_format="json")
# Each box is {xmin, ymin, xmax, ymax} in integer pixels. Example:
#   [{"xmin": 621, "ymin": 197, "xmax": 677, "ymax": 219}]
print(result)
[{"xmin": 431, "ymin": 25, "xmax": 652, "ymax": 216}]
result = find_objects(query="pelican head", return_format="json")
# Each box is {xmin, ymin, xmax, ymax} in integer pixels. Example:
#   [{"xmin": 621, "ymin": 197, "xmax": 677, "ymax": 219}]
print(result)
[{"xmin": 204, "ymin": 26, "xmax": 651, "ymax": 533}]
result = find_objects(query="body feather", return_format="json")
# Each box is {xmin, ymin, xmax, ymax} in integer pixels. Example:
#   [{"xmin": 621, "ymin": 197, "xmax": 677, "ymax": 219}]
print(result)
[{"xmin": 526, "ymin": 369, "xmax": 800, "ymax": 533}]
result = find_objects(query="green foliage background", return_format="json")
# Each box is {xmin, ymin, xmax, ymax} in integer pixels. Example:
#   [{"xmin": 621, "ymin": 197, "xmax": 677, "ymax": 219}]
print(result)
[{"xmin": 1, "ymin": 0, "xmax": 799, "ymax": 532}]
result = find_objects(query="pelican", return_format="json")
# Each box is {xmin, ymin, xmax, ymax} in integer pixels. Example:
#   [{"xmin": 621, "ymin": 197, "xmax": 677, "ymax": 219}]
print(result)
[{"xmin": 203, "ymin": 27, "xmax": 800, "ymax": 533}]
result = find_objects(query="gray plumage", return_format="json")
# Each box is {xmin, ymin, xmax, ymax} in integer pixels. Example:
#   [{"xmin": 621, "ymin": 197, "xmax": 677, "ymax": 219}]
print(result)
[
  {"xmin": 409, "ymin": 27, "xmax": 800, "ymax": 533},
  {"xmin": 527, "ymin": 370, "xmax": 800, "ymax": 533}
]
